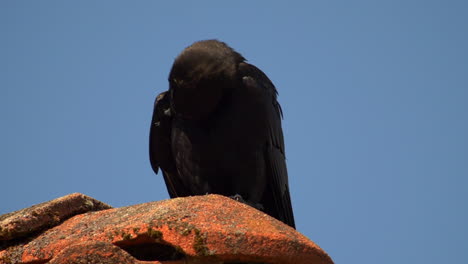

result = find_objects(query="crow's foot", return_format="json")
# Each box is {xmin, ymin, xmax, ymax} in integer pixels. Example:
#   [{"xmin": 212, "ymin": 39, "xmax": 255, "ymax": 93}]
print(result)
[{"xmin": 229, "ymin": 194, "xmax": 264, "ymax": 211}]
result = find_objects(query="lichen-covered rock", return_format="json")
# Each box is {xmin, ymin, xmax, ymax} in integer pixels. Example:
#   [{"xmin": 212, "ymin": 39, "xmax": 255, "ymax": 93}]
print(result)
[
  {"xmin": 0, "ymin": 194, "xmax": 333, "ymax": 264},
  {"xmin": 0, "ymin": 193, "xmax": 112, "ymax": 242},
  {"xmin": 48, "ymin": 241, "xmax": 137, "ymax": 264}
]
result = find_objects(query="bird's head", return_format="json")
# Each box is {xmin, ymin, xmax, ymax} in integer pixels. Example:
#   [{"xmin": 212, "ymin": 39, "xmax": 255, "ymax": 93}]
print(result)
[{"xmin": 168, "ymin": 40, "xmax": 245, "ymax": 120}]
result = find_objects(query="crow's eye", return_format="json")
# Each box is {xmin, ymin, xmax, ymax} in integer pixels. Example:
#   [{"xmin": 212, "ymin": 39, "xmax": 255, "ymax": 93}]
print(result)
[{"xmin": 171, "ymin": 79, "xmax": 189, "ymax": 90}]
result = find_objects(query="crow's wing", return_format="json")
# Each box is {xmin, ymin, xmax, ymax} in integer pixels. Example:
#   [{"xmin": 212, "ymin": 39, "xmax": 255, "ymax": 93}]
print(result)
[
  {"xmin": 239, "ymin": 62, "xmax": 296, "ymax": 228},
  {"xmin": 149, "ymin": 91, "xmax": 189, "ymax": 198}
]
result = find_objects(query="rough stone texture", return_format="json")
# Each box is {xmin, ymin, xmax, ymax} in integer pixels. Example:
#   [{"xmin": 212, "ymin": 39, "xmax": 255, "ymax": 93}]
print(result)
[
  {"xmin": 0, "ymin": 194, "xmax": 333, "ymax": 264},
  {"xmin": 48, "ymin": 241, "xmax": 138, "ymax": 264},
  {"xmin": 0, "ymin": 193, "xmax": 112, "ymax": 241}
]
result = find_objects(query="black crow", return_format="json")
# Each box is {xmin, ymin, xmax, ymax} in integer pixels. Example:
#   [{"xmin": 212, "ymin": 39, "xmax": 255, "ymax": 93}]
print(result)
[{"xmin": 149, "ymin": 40, "xmax": 295, "ymax": 228}]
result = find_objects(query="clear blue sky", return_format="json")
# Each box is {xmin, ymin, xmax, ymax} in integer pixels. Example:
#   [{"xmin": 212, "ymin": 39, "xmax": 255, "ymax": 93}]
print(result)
[{"xmin": 1, "ymin": 1, "xmax": 467, "ymax": 263}]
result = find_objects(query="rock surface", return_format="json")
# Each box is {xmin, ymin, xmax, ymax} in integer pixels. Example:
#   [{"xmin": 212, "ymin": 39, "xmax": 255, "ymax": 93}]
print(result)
[
  {"xmin": 0, "ymin": 193, "xmax": 111, "ymax": 242},
  {"xmin": 0, "ymin": 193, "xmax": 333, "ymax": 264}
]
